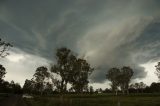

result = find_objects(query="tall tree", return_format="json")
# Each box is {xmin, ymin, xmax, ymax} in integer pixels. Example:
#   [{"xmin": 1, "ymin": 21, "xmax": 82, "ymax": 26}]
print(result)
[
  {"xmin": 106, "ymin": 66, "xmax": 134, "ymax": 94},
  {"xmin": 69, "ymin": 58, "xmax": 93, "ymax": 93},
  {"xmin": 106, "ymin": 67, "xmax": 120, "ymax": 95},
  {"xmin": 119, "ymin": 66, "xmax": 133, "ymax": 94},
  {"xmin": 0, "ymin": 38, "xmax": 12, "ymax": 58},
  {"xmin": 51, "ymin": 47, "xmax": 94, "ymax": 93},
  {"xmin": 33, "ymin": 66, "xmax": 50, "ymax": 95},
  {"xmin": 51, "ymin": 47, "xmax": 76, "ymax": 93},
  {"xmin": 155, "ymin": 62, "xmax": 160, "ymax": 80}
]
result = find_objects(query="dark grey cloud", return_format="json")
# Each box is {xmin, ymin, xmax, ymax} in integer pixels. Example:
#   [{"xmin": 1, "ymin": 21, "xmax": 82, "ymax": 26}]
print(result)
[{"xmin": 0, "ymin": 0, "xmax": 160, "ymax": 83}]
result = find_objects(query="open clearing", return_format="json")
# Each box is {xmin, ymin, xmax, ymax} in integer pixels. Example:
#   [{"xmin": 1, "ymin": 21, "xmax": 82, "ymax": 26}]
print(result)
[{"xmin": 23, "ymin": 94, "xmax": 160, "ymax": 106}]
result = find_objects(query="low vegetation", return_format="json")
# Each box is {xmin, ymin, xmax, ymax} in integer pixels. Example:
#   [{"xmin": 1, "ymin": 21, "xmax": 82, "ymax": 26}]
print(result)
[{"xmin": 24, "ymin": 94, "xmax": 160, "ymax": 106}]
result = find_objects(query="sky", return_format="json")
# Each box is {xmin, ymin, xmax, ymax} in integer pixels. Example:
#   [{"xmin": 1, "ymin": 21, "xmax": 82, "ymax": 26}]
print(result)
[{"xmin": 0, "ymin": 0, "xmax": 160, "ymax": 89}]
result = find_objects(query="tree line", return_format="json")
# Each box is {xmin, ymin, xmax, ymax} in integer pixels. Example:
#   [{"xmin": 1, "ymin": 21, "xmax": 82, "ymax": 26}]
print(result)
[
  {"xmin": 23, "ymin": 47, "xmax": 94, "ymax": 95},
  {"xmin": 0, "ymin": 38, "xmax": 160, "ymax": 95},
  {"xmin": 0, "ymin": 38, "xmax": 21, "ymax": 94}
]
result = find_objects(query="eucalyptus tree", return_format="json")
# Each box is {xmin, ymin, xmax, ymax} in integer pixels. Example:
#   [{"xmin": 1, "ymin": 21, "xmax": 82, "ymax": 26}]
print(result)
[
  {"xmin": 51, "ymin": 47, "xmax": 94, "ymax": 93},
  {"xmin": 33, "ymin": 66, "xmax": 50, "ymax": 95},
  {"xmin": 69, "ymin": 58, "xmax": 94, "ymax": 93},
  {"xmin": 51, "ymin": 47, "xmax": 75, "ymax": 93},
  {"xmin": 106, "ymin": 67, "xmax": 120, "ymax": 95},
  {"xmin": 119, "ymin": 66, "xmax": 133, "ymax": 94},
  {"xmin": 106, "ymin": 66, "xmax": 134, "ymax": 94}
]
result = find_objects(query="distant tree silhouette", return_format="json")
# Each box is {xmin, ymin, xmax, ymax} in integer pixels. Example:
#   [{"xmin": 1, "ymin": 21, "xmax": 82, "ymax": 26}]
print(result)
[
  {"xmin": 129, "ymin": 82, "xmax": 146, "ymax": 93},
  {"xmin": 103, "ymin": 88, "xmax": 112, "ymax": 93},
  {"xmin": 9, "ymin": 81, "xmax": 22, "ymax": 94},
  {"xmin": 0, "ymin": 80, "xmax": 22, "ymax": 94},
  {"xmin": 0, "ymin": 80, "xmax": 10, "ymax": 93},
  {"xmin": 155, "ymin": 62, "xmax": 160, "ymax": 81},
  {"xmin": 150, "ymin": 82, "xmax": 160, "ymax": 93},
  {"xmin": 96, "ymin": 88, "xmax": 103, "ymax": 93},
  {"xmin": 139, "ymin": 82, "xmax": 146, "ymax": 93},
  {"xmin": 129, "ymin": 83, "xmax": 138, "ymax": 93},
  {"xmin": 0, "ymin": 38, "xmax": 13, "ymax": 58},
  {"xmin": 89, "ymin": 86, "xmax": 94, "ymax": 94}
]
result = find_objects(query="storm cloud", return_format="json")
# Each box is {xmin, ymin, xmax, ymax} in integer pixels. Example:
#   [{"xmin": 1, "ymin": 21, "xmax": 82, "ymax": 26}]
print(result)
[{"xmin": 0, "ymin": 0, "xmax": 160, "ymax": 83}]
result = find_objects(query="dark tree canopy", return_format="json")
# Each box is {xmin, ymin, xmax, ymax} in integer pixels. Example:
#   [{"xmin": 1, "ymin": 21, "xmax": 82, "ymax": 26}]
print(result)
[
  {"xmin": 0, "ymin": 80, "xmax": 22, "ymax": 94},
  {"xmin": 129, "ymin": 82, "xmax": 146, "ymax": 93},
  {"xmin": 23, "ymin": 79, "xmax": 34, "ymax": 94}
]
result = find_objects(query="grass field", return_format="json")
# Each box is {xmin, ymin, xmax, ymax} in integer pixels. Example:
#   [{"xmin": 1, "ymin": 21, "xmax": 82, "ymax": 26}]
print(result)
[{"xmin": 24, "ymin": 93, "xmax": 160, "ymax": 106}]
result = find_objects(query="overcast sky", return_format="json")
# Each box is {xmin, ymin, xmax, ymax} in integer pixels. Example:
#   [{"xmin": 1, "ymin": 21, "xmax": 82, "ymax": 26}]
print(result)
[{"xmin": 0, "ymin": 0, "xmax": 160, "ymax": 89}]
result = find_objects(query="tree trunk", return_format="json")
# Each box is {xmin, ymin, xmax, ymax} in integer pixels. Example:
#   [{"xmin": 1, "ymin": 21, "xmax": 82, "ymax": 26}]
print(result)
[
  {"xmin": 115, "ymin": 90, "xmax": 118, "ymax": 96},
  {"xmin": 61, "ymin": 79, "xmax": 64, "ymax": 93},
  {"xmin": 64, "ymin": 81, "xmax": 68, "ymax": 93}
]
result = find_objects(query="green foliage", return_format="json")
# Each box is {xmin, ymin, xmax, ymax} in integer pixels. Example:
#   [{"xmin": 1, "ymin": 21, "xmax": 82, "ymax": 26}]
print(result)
[{"xmin": 24, "ymin": 94, "xmax": 160, "ymax": 106}]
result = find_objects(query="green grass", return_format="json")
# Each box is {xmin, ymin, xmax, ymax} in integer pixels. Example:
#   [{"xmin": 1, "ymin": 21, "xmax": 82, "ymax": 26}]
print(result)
[{"xmin": 24, "ymin": 94, "xmax": 160, "ymax": 106}]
